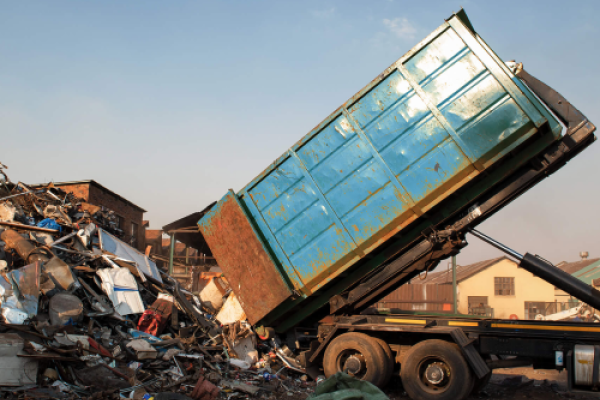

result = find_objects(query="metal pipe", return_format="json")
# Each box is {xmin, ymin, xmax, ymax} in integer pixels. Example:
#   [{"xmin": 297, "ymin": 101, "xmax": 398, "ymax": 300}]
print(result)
[
  {"xmin": 452, "ymin": 255, "xmax": 457, "ymax": 314},
  {"xmin": 469, "ymin": 229, "xmax": 523, "ymax": 260},
  {"xmin": 48, "ymin": 231, "xmax": 77, "ymax": 248}
]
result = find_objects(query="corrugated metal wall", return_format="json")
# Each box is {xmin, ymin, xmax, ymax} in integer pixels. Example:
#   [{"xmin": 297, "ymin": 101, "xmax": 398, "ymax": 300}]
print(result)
[{"xmin": 376, "ymin": 284, "xmax": 454, "ymax": 312}]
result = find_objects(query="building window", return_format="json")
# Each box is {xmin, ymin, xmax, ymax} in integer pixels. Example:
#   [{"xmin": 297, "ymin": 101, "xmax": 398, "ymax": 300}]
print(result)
[
  {"xmin": 468, "ymin": 296, "xmax": 492, "ymax": 317},
  {"xmin": 115, "ymin": 215, "xmax": 124, "ymax": 230},
  {"xmin": 131, "ymin": 222, "xmax": 139, "ymax": 248},
  {"xmin": 468, "ymin": 296, "xmax": 488, "ymax": 309},
  {"xmin": 494, "ymin": 277, "xmax": 515, "ymax": 296}
]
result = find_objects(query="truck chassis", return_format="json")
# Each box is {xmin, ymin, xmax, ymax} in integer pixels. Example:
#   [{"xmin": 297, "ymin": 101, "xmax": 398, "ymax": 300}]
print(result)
[{"xmin": 306, "ymin": 313, "xmax": 600, "ymax": 400}]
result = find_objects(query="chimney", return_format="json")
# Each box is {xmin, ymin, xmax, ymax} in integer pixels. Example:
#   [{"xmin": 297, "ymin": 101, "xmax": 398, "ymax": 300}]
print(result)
[{"xmin": 581, "ymin": 251, "xmax": 589, "ymax": 260}]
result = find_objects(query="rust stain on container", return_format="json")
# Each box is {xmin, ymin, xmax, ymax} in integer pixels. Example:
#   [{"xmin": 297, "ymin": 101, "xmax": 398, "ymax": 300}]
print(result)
[{"xmin": 198, "ymin": 191, "xmax": 292, "ymax": 325}]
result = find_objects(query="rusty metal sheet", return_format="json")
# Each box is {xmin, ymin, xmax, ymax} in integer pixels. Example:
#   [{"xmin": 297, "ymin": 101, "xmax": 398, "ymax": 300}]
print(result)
[{"xmin": 198, "ymin": 190, "xmax": 292, "ymax": 325}]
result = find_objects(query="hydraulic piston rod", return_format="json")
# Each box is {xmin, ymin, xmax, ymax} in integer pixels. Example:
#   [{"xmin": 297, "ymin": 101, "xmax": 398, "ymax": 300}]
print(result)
[
  {"xmin": 469, "ymin": 228, "xmax": 600, "ymax": 311},
  {"xmin": 469, "ymin": 229, "xmax": 524, "ymax": 260}
]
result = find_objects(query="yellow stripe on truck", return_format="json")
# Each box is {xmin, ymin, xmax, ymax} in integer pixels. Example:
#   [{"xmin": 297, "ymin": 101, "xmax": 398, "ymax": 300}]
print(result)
[
  {"xmin": 385, "ymin": 318, "xmax": 427, "ymax": 325},
  {"xmin": 448, "ymin": 321, "xmax": 479, "ymax": 327},
  {"xmin": 491, "ymin": 323, "xmax": 600, "ymax": 332}
]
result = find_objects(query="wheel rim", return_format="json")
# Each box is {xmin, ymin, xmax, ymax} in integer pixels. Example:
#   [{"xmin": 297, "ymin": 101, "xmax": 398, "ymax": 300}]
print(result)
[
  {"xmin": 336, "ymin": 349, "xmax": 368, "ymax": 379},
  {"xmin": 417, "ymin": 357, "xmax": 452, "ymax": 393}
]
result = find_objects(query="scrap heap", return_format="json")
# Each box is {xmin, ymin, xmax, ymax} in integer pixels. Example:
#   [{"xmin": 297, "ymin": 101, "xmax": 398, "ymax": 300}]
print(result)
[{"xmin": 0, "ymin": 164, "xmax": 314, "ymax": 400}]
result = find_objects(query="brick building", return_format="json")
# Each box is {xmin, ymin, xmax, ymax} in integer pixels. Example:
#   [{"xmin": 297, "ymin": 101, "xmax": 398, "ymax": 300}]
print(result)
[
  {"xmin": 145, "ymin": 229, "xmax": 164, "ymax": 257},
  {"xmin": 32, "ymin": 180, "xmax": 147, "ymax": 251}
]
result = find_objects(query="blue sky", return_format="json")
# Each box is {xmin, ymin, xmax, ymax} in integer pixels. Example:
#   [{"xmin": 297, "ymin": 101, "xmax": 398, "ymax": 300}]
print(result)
[{"xmin": 2, "ymin": 1, "xmax": 599, "ymax": 266}]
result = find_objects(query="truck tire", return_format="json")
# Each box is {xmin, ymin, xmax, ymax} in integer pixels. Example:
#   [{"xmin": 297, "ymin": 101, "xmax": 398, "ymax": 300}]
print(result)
[
  {"xmin": 400, "ymin": 340, "xmax": 474, "ymax": 400},
  {"xmin": 373, "ymin": 337, "xmax": 394, "ymax": 387},
  {"xmin": 323, "ymin": 332, "xmax": 387, "ymax": 387}
]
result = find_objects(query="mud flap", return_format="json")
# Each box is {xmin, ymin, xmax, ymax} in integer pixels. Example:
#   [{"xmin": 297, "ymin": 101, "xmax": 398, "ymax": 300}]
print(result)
[{"xmin": 450, "ymin": 328, "xmax": 490, "ymax": 379}]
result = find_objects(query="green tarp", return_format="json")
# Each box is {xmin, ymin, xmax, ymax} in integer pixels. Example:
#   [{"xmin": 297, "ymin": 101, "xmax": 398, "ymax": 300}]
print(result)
[{"xmin": 307, "ymin": 373, "xmax": 389, "ymax": 400}]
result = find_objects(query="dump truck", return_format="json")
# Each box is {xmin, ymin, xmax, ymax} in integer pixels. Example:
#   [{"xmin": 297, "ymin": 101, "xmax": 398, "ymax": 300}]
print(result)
[{"xmin": 198, "ymin": 9, "xmax": 600, "ymax": 400}]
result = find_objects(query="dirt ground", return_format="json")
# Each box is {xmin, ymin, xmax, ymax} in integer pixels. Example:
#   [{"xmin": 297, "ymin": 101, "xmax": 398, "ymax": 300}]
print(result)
[{"xmin": 264, "ymin": 367, "xmax": 600, "ymax": 400}]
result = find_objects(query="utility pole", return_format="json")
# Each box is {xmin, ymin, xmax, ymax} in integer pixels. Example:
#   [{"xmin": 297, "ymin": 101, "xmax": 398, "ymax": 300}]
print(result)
[{"xmin": 452, "ymin": 255, "xmax": 458, "ymax": 314}]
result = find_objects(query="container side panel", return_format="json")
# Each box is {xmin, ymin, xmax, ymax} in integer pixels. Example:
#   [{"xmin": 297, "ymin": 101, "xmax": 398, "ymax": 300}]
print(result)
[
  {"xmin": 348, "ymin": 67, "xmax": 471, "ymax": 207},
  {"xmin": 296, "ymin": 115, "xmax": 359, "ymax": 171},
  {"xmin": 274, "ymin": 199, "xmax": 336, "ymax": 256},
  {"xmin": 448, "ymin": 18, "xmax": 545, "ymax": 129},
  {"xmin": 378, "ymin": 115, "xmax": 451, "ymax": 178},
  {"xmin": 453, "ymin": 97, "xmax": 533, "ymax": 160},
  {"xmin": 478, "ymin": 37, "xmax": 563, "ymax": 138},
  {"xmin": 250, "ymin": 157, "xmax": 304, "ymax": 212},
  {"xmin": 397, "ymin": 23, "xmax": 541, "ymax": 181},
  {"xmin": 360, "ymin": 93, "xmax": 431, "ymax": 153},
  {"xmin": 339, "ymin": 179, "xmax": 407, "ymax": 244},
  {"xmin": 304, "ymin": 135, "xmax": 371, "ymax": 195},
  {"xmin": 198, "ymin": 192, "xmax": 292, "ymax": 324},
  {"xmin": 441, "ymin": 73, "xmax": 506, "ymax": 130},
  {"xmin": 326, "ymin": 158, "xmax": 394, "ymax": 218},
  {"xmin": 287, "ymin": 224, "xmax": 355, "ymax": 283},
  {"xmin": 420, "ymin": 49, "xmax": 487, "ymax": 107},
  {"xmin": 248, "ymin": 152, "xmax": 357, "ymax": 292},
  {"xmin": 262, "ymin": 180, "xmax": 322, "ymax": 234},
  {"xmin": 297, "ymin": 115, "xmax": 410, "ymax": 246},
  {"xmin": 398, "ymin": 140, "xmax": 471, "ymax": 203},
  {"xmin": 347, "ymin": 70, "xmax": 413, "ymax": 132},
  {"xmin": 404, "ymin": 29, "xmax": 466, "ymax": 84},
  {"xmin": 413, "ymin": 45, "xmax": 534, "ymax": 162}
]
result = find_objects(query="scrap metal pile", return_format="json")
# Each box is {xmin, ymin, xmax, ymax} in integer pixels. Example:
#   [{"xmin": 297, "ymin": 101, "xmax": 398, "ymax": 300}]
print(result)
[{"xmin": 0, "ymin": 164, "xmax": 316, "ymax": 400}]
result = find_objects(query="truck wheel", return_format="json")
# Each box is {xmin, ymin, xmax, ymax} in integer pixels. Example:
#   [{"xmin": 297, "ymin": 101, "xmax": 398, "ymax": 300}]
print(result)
[
  {"xmin": 323, "ymin": 332, "xmax": 387, "ymax": 387},
  {"xmin": 373, "ymin": 337, "xmax": 394, "ymax": 387},
  {"xmin": 400, "ymin": 340, "xmax": 474, "ymax": 400}
]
